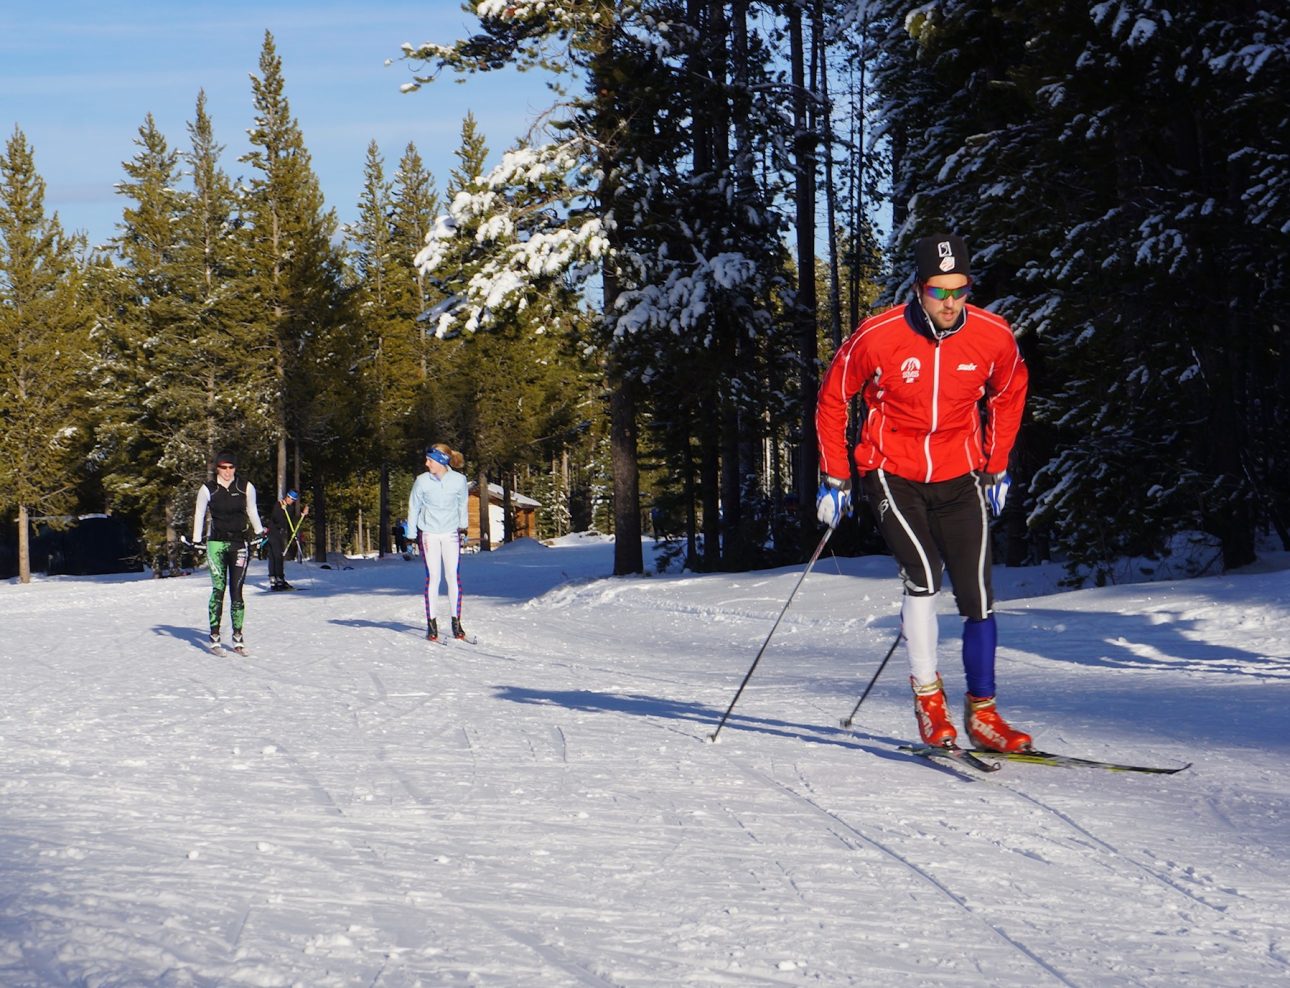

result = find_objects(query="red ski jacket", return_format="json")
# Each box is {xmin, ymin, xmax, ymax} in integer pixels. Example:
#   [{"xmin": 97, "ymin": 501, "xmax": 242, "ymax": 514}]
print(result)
[{"xmin": 816, "ymin": 301, "xmax": 1028, "ymax": 484}]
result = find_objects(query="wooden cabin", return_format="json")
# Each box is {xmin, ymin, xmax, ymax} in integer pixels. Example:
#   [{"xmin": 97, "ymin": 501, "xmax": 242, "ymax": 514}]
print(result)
[{"xmin": 467, "ymin": 482, "xmax": 540, "ymax": 548}]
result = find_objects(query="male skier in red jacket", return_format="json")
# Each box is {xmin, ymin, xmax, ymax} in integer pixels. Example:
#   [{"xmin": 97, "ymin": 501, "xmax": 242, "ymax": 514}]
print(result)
[{"xmin": 814, "ymin": 233, "xmax": 1032, "ymax": 752}]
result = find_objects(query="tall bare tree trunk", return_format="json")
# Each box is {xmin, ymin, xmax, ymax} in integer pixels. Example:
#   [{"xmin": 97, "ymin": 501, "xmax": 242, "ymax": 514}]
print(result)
[
  {"xmin": 476, "ymin": 467, "xmax": 492, "ymax": 551},
  {"xmin": 592, "ymin": 12, "xmax": 643, "ymax": 576},
  {"xmin": 790, "ymin": 6, "xmax": 820, "ymax": 555},
  {"xmin": 310, "ymin": 472, "xmax": 326, "ymax": 563},
  {"xmin": 815, "ymin": 1, "xmax": 843, "ymax": 352},
  {"xmin": 379, "ymin": 462, "xmax": 390, "ymax": 557},
  {"xmin": 17, "ymin": 506, "xmax": 31, "ymax": 584}
]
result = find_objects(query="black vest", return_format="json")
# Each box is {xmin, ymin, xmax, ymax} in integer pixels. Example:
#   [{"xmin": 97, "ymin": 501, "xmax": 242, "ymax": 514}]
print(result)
[{"xmin": 205, "ymin": 479, "xmax": 251, "ymax": 541}]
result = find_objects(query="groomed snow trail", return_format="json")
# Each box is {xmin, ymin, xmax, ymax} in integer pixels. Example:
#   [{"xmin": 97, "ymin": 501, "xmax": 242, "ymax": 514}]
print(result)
[{"xmin": 2, "ymin": 539, "xmax": 1288, "ymax": 986}]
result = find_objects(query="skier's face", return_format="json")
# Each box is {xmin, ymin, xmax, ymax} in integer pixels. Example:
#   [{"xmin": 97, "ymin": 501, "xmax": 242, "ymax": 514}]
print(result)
[
  {"xmin": 919, "ymin": 274, "xmax": 971, "ymax": 331},
  {"xmin": 426, "ymin": 456, "xmax": 446, "ymax": 477}
]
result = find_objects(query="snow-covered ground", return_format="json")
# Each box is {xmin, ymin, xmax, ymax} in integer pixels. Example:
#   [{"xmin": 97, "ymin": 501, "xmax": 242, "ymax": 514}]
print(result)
[{"xmin": 2, "ymin": 534, "xmax": 1288, "ymax": 986}]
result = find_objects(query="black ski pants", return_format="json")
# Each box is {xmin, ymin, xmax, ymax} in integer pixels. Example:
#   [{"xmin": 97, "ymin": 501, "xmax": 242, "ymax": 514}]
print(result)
[
  {"xmin": 268, "ymin": 530, "xmax": 288, "ymax": 582},
  {"xmin": 861, "ymin": 469, "xmax": 993, "ymax": 620}
]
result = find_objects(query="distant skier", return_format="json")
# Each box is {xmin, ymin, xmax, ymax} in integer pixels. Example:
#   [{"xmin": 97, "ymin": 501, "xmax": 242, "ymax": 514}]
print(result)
[
  {"xmin": 408, "ymin": 444, "xmax": 470, "ymax": 642},
  {"xmin": 267, "ymin": 489, "xmax": 306, "ymax": 591},
  {"xmin": 192, "ymin": 450, "xmax": 266, "ymax": 653},
  {"xmin": 814, "ymin": 233, "xmax": 1032, "ymax": 752}
]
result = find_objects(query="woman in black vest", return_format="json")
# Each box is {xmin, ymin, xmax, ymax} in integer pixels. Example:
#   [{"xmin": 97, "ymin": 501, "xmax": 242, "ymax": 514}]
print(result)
[{"xmin": 191, "ymin": 450, "xmax": 265, "ymax": 653}]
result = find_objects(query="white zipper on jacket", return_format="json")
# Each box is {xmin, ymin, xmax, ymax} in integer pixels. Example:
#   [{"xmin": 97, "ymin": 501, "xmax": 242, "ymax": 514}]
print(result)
[{"xmin": 925, "ymin": 341, "xmax": 941, "ymax": 482}]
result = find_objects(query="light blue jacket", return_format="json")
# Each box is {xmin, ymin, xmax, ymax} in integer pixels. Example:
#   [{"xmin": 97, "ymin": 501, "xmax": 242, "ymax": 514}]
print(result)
[{"xmin": 408, "ymin": 468, "xmax": 469, "ymax": 535}]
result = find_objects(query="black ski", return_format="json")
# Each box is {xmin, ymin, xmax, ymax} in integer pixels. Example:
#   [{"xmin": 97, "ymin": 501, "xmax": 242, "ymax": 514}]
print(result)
[
  {"xmin": 900, "ymin": 744, "xmax": 1001, "ymax": 773},
  {"xmin": 968, "ymin": 748, "xmax": 1191, "ymax": 775}
]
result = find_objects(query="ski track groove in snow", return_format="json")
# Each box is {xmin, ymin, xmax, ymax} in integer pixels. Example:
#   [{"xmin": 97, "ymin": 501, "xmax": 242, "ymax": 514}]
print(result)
[
  {"xmin": 716, "ymin": 753, "xmax": 1079, "ymax": 988},
  {"xmin": 988, "ymin": 777, "xmax": 1232, "ymax": 915}
]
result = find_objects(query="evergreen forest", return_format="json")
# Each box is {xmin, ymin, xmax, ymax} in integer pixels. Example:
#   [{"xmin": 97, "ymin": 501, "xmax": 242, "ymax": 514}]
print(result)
[{"xmin": 1, "ymin": 3, "xmax": 1286, "ymax": 585}]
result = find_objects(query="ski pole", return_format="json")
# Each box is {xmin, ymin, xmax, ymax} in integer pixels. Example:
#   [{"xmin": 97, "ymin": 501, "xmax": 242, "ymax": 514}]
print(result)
[
  {"xmin": 839, "ymin": 626, "xmax": 903, "ymax": 728},
  {"xmin": 708, "ymin": 526, "xmax": 834, "ymax": 743},
  {"xmin": 286, "ymin": 509, "xmax": 308, "ymax": 566}
]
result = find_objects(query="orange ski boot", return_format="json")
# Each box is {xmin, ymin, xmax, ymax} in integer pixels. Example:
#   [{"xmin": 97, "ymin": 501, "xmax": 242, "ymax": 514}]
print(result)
[
  {"xmin": 912, "ymin": 675, "xmax": 957, "ymax": 748},
  {"xmin": 965, "ymin": 694, "xmax": 1032, "ymax": 752}
]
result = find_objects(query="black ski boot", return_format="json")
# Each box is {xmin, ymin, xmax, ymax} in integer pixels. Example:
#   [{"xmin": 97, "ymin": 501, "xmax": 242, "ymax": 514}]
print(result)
[
  {"xmin": 426, "ymin": 618, "xmax": 439, "ymax": 642},
  {"xmin": 451, "ymin": 617, "xmax": 466, "ymax": 640}
]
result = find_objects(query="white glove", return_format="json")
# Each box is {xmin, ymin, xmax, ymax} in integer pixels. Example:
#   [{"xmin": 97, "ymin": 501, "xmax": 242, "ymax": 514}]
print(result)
[
  {"xmin": 815, "ymin": 478, "xmax": 851, "ymax": 529},
  {"xmin": 985, "ymin": 472, "xmax": 1010, "ymax": 516}
]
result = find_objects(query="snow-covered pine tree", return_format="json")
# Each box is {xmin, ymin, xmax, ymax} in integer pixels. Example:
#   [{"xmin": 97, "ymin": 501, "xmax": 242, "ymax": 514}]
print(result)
[
  {"xmin": 863, "ymin": 0, "xmax": 1289, "ymax": 579},
  {"xmin": 1019, "ymin": 1, "xmax": 1290, "ymax": 576},
  {"xmin": 402, "ymin": 1, "xmax": 672, "ymax": 574}
]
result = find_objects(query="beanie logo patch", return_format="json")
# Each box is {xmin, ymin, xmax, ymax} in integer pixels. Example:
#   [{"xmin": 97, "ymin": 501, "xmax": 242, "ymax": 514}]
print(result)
[{"xmin": 937, "ymin": 241, "xmax": 957, "ymax": 272}]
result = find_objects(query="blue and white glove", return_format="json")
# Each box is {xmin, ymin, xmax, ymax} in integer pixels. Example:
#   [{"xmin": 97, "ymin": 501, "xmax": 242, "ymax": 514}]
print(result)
[
  {"xmin": 815, "ymin": 477, "xmax": 852, "ymax": 529},
  {"xmin": 984, "ymin": 472, "xmax": 1011, "ymax": 516}
]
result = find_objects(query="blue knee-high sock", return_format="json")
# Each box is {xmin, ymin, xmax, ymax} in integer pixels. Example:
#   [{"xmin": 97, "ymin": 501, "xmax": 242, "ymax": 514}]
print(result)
[{"xmin": 962, "ymin": 615, "xmax": 997, "ymax": 698}]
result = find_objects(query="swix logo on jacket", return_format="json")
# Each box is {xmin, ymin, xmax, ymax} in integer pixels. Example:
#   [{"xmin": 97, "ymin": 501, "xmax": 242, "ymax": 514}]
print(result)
[{"xmin": 815, "ymin": 301, "xmax": 1028, "ymax": 484}]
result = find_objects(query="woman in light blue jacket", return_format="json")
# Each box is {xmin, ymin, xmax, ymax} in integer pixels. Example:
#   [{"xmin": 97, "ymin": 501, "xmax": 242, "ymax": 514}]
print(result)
[{"xmin": 408, "ymin": 443, "xmax": 470, "ymax": 641}]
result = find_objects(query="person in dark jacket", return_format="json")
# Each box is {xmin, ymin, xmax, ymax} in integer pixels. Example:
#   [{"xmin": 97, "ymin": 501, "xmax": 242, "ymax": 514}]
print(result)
[
  {"xmin": 814, "ymin": 233, "xmax": 1031, "ymax": 753},
  {"xmin": 267, "ymin": 489, "xmax": 305, "ymax": 591},
  {"xmin": 192, "ymin": 450, "xmax": 265, "ymax": 652}
]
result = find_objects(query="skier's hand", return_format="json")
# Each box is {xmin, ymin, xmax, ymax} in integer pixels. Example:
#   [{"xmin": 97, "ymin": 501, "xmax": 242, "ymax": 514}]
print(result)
[
  {"xmin": 984, "ymin": 472, "xmax": 1010, "ymax": 516},
  {"xmin": 301, "ymin": 505, "xmax": 309, "ymax": 517},
  {"xmin": 815, "ymin": 477, "xmax": 851, "ymax": 529}
]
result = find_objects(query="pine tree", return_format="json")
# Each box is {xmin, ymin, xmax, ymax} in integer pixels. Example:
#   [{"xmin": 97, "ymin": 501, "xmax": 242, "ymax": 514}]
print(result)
[
  {"xmin": 389, "ymin": 143, "xmax": 440, "ymax": 384},
  {"xmin": 864, "ymin": 0, "xmax": 1289, "ymax": 579},
  {"xmin": 347, "ymin": 140, "xmax": 431, "ymax": 555},
  {"xmin": 241, "ymin": 31, "xmax": 356, "ymax": 556},
  {"xmin": 174, "ymin": 90, "xmax": 273, "ymax": 465},
  {"xmin": 403, "ymin": 3, "xmax": 641, "ymax": 572},
  {"xmin": 403, "ymin": 2, "xmax": 813, "ymax": 572},
  {"xmin": 0, "ymin": 128, "xmax": 93, "ymax": 583},
  {"xmin": 91, "ymin": 113, "xmax": 187, "ymax": 570}
]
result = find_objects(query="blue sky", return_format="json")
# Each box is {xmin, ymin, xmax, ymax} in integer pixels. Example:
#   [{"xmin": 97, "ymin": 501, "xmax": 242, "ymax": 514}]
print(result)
[{"xmin": 0, "ymin": 2, "xmax": 557, "ymax": 248}]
